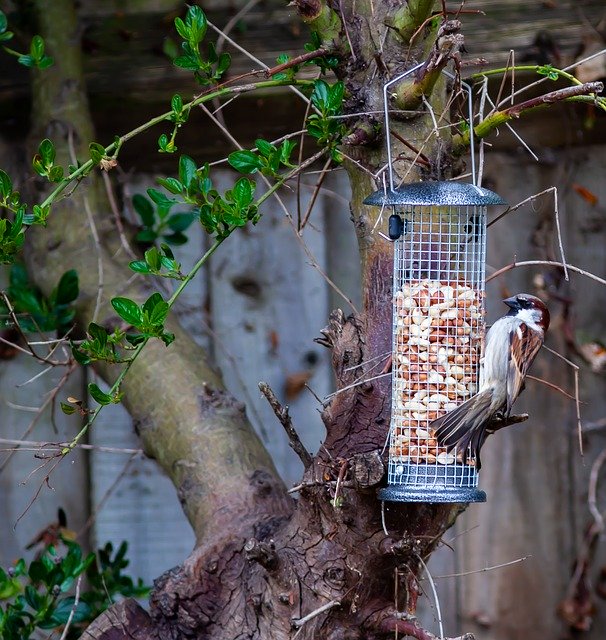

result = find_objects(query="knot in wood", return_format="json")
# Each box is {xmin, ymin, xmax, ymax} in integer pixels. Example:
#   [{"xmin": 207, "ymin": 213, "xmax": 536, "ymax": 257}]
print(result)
[
  {"xmin": 323, "ymin": 562, "xmax": 347, "ymax": 589},
  {"xmin": 244, "ymin": 537, "xmax": 279, "ymax": 571}
]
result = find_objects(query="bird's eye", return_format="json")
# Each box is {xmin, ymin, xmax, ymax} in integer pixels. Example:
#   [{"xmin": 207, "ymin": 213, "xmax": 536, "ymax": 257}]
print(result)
[{"xmin": 517, "ymin": 298, "xmax": 529, "ymax": 308}]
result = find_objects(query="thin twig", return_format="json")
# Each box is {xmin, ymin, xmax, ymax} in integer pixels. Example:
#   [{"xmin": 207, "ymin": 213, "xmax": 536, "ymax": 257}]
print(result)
[
  {"xmin": 292, "ymin": 599, "xmax": 341, "ymax": 628},
  {"xmin": 486, "ymin": 260, "xmax": 606, "ymax": 287},
  {"xmin": 59, "ymin": 574, "xmax": 82, "ymax": 640},
  {"xmin": 434, "ymin": 555, "xmax": 530, "ymax": 579},
  {"xmin": 101, "ymin": 171, "xmax": 138, "ymax": 260},
  {"xmin": 541, "ymin": 344, "xmax": 584, "ymax": 456},
  {"xmin": 525, "ymin": 374, "xmax": 579, "ymax": 402},
  {"xmin": 0, "ymin": 437, "xmax": 142, "ymax": 455},
  {"xmin": 0, "ymin": 364, "xmax": 76, "ymax": 474},
  {"xmin": 299, "ymin": 155, "xmax": 333, "ymax": 231},
  {"xmin": 259, "ymin": 382, "xmax": 313, "ymax": 468}
]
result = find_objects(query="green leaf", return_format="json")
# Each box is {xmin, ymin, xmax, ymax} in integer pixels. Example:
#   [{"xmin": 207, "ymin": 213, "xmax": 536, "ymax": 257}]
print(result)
[
  {"xmin": 328, "ymin": 81, "xmax": 345, "ymax": 111},
  {"xmin": 228, "ymin": 150, "xmax": 262, "ymax": 174},
  {"xmin": 38, "ymin": 139, "xmax": 55, "ymax": 166},
  {"xmin": 174, "ymin": 17, "xmax": 189, "ymax": 40},
  {"xmin": 233, "ymin": 178, "xmax": 254, "ymax": 207},
  {"xmin": 255, "ymin": 139, "xmax": 275, "ymax": 157},
  {"xmin": 48, "ymin": 165, "xmax": 64, "ymax": 182},
  {"xmin": 156, "ymin": 177, "xmax": 183, "ymax": 194},
  {"xmin": 147, "ymin": 188, "xmax": 172, "ymax": 207},
  {"xmin": 37, "ymin": 55, "xmax": 54, "ymax": 69},
  {"xmin": 87, "ymin": 322, "xmax": 107, "ymax": 347},
  {"xmin": 142, "ymin": 292, "xmax": 164, "ymax": 317},
  {"xmin": 160, "ymin": 331, "xmax": 175, "ymax": 346},
  {"xmin": 28, "ymin": 559, "xmax": 48, "ymax": 584},
  {"xmin": 311, "ymin": 79, "xmax": 330, "ymax": 112},
  {"xmin": 50, "ymin": 598, "xmax": 91, "ymax": 625},
  {"xmin": 149, "ymin": 301, "xmax": 169, "ymax": 326},
  {"xmin": 132, "ymin": 194, "xmax": 155, "ymax": 226},
  {"xmin": 61, "ymin": 402, "xmax": 77, "ymax": 415},
  {"xmin": 129, "ymin": 260, "xmax": 151, "ymax": 274},
  {"xmin": 24, "ymin": 584, "xmax": 41, "ymax": 609},
  {"xmin": 18, "ymin": 53, "xmax": 35, "ymax": 67},
  {"xmin": 163, "ymin": 231, "xmax": 188, "ymax": 245},
  {"xmin": 167, "ymin": 212, "xmax": 194, "ymax": 232},
  {"xmin": 135, "ymin": 228, "xmax": 158, "ymax": 243},
  {"xmin": 89, "ymin": 142, "xmax": 106, "ymax": 164},
  {"xmin": 0, "ymin": 169, "xmax": 11, "ymax": 197},
  {"xmin": 217, "ymin": 52, "xmax": 231, "ymax": 75},
  {"xmin": 179, "ymin": 155, "xmax": 197, "ymax": 188},
  {"xmin": 30, "ymin": 35, "xmax": 44, "ymax": 60},
  {"xmin": 88, "ymin": 382, "xmax": 113, "ymax": 405},
  {"xmin": 173, "ymin": 54, "xmax": 200, "ymax": 71},
  {"xmin": 0, "ymin": 11, "xmax": 7, "ymax": 33},
  {"xmin": 185, "ymin": 5, "xmax": 207, "ymax": 43},
  {"xmin": 171, "ymin": 93, "xmax": 183, "ymax": 113},
  {"xmin": 111, "ymin": 297, "xmax": 144, "ymax": 327},
  {"xmin": 55, "ymin": 269, "xmax": 79, "ymax": 304},
  {"xmin": 144, "ymin": 246, "xmax": 161, "ymax": 271}
]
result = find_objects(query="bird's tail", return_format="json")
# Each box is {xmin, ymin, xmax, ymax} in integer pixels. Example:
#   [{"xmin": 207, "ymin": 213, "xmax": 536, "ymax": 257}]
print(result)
[{"xmin": 431, "ymin": 389, "xmax": 494, "ymax": 469}]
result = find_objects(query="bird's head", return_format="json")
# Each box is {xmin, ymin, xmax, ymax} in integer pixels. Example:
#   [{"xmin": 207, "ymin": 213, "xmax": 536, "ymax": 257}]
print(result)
[{"xmin": 503, "ymin": 293, "xmax": 550, "ymax": 332}]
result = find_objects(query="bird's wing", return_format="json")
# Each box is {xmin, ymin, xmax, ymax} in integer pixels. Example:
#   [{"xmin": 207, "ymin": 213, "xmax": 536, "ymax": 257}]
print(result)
[{"xmin": 507, "ymin": 322, "xmax": 543, "ymax": 412}]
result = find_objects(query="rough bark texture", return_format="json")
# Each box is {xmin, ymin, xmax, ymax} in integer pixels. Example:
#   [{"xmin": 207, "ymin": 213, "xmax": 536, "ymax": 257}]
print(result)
[{"xmin": 23, "ymin": 1, "xmax": 484, "ymax": 638}]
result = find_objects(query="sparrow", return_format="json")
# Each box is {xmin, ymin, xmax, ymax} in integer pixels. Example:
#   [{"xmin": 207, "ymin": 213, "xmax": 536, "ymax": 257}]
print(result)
[{"xmin": 431, "ymin": 293, "xmax": 550, "ymax": 469}]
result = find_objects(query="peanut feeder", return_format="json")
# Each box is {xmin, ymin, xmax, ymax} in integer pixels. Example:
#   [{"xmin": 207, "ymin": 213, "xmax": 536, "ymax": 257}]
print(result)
[{"xmin": 365, "ymin": 68, "xmax": 506, "ymax": 503}]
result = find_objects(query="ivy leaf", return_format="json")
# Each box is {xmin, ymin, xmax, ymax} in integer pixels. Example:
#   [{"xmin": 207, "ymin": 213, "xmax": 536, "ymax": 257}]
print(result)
[{"xmin": 111, "ymin": 297, "xmax": 144, "ymax": 327}]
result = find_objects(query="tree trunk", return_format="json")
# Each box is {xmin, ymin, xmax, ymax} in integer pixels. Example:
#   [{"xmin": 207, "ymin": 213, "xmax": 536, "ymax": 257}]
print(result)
[{"xmin": 22, "ymin": 1, "xmax": 502, "ymax": 638}]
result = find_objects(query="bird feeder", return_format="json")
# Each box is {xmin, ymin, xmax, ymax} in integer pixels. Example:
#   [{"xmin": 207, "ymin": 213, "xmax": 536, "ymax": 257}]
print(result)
[{"xmin": 365, "ymin": 67, "xmax": 506, "ymax": 503}]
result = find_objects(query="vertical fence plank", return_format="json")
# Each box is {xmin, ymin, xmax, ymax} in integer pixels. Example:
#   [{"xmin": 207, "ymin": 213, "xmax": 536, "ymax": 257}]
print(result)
[
  {"xmin": 209, "ymin": 170, "xmax": 338, "ymax": 485},
  {"xmin": 0, "ymin": 341, "xmax": 88, "ymax": 565}
]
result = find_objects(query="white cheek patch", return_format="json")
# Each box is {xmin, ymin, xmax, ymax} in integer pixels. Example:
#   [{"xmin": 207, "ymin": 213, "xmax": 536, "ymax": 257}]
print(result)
[{"xmin": 516, "ymin": 307, "xmax": 541, "ymax": 331}]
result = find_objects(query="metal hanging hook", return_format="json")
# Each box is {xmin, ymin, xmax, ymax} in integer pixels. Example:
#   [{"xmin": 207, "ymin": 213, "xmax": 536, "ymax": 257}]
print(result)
[{"xmin": 382, "ymin": 64, "xmax": 477, "ymax": 190}]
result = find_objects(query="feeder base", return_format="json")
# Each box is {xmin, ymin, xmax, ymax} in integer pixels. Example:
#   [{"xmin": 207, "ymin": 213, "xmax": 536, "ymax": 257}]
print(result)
[{"xmin": 378, "ymin": 484, "xmax": 486, "ymax": 503}]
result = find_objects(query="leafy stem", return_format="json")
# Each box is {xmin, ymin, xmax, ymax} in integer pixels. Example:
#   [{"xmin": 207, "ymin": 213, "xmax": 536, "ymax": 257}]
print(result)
[
  {"xmin": 64, "ymin": 145, "xmax": 325, "ymax": 452},
  {"xmin": 39, "ymin": 78, "xmax": 314, "ymax": 213}
]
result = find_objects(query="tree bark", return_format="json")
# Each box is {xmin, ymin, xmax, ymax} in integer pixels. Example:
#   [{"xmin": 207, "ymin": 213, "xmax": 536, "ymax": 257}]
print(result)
[{"xmin": 24, "ymin": 1, "xmax": 482, "ymax": 638}]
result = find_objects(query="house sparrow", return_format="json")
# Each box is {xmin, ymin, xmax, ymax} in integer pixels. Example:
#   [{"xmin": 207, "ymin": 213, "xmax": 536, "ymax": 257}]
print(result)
[{"xmin": 431, "ymin": 293, "xmax": 550, "ymax": 469}]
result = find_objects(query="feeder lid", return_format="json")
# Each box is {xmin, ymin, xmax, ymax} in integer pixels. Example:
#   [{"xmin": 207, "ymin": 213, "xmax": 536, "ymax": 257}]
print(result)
[{"xmin": 363, "ymin": 181, "xmax": 506, "ymax": 207}]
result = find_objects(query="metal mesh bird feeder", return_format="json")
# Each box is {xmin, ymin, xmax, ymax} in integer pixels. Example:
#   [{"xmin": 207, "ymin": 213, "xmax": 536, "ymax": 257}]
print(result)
[{"xmin": 364, "ymin": 68, "xmax": 506, "ymax": 503}]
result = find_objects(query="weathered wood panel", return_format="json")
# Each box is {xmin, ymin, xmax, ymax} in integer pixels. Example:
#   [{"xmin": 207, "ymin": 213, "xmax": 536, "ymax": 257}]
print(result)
[
  {"xmin": 0, "ymin": 339, "xmax": 89, "ymax": 566},
  {"xmin": 455, "ymin": 149, "xmax": 606, "ymax": 639},
  {"xmin": 209, "ymin": 171, "xmax": 336, "ymax": 486}
]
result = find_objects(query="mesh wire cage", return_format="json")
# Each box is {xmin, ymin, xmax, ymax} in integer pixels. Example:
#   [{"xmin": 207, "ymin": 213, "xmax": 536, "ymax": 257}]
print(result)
[{"xmin": 365, "ymin": 67, "xmax": 506, "ymax": 503}]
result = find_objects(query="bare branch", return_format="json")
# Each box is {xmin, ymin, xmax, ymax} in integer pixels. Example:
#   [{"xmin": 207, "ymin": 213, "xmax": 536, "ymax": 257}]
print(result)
[
  {"xmin": 454, "ymin": 81, "xmax": 604, "ymax": 151},
  {"xmin": 259, "ymin": 382, "xmax": 313, "ymax": 468}
]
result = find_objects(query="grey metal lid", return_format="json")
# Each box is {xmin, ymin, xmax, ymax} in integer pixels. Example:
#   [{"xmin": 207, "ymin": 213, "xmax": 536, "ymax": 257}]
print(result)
[{"xmin": 363, "ymin": 181, "xmax": 506, "ymax": 206}]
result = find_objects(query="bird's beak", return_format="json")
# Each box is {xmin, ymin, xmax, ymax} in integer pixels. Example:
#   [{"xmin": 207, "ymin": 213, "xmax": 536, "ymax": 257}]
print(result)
[{"xmin": 503, "ymin": 296, "xmax": 518, "ymax": 309}]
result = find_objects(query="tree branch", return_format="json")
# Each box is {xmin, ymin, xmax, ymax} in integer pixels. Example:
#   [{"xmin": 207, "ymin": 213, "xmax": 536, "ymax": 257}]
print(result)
[
  {"xmin": 391, "ymin": 0, "xmax": 436, "ymax": 44},
  {"xmin": 392, "ymin": 20, "xmax": 464, "ymax": 110},
  {"xmin": 380, "ymin": 617, "xmax": 475, "ymax": 640},
  {"xmin": 25, "ymin": 0, "xmax": 291, "ymax": 544},
  {"xmin": 292, "ymin": 0, "xmax": 343, "ymax": 47},
  {"xmin": 453, "ymin": 81, "xmax": 604, "ymax": 151}
]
